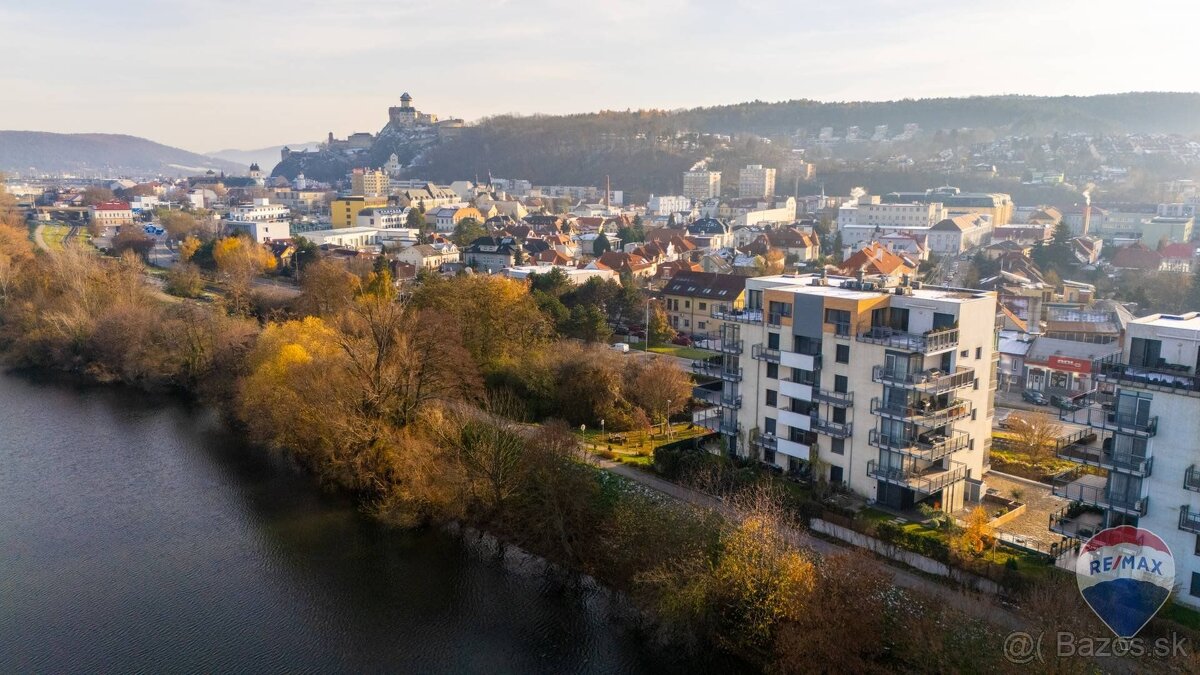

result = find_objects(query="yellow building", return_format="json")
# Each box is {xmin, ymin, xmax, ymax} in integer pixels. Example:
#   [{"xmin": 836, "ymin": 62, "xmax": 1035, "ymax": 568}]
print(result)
[
  {"xmin": 331, "ymin": 195, "xmax": 388, "ymax": 228},
  {"xmin": 351, "ymin": 169, "xmax": 389, "ymax": 197}
]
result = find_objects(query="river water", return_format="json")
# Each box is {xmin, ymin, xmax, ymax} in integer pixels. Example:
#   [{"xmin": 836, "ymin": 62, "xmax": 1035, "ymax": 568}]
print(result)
[{"xmin": 0, "ymin": 372, "xmax": 685, "ymax": 674}]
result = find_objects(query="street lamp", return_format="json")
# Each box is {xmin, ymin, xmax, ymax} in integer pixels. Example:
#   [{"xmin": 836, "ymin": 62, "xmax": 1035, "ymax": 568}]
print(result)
[{"xmin": 665, "ymin": 399, "xmax": 673, "ymax": 439}]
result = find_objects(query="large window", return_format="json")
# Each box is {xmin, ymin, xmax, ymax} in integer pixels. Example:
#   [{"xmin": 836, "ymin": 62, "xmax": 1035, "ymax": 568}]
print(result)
[
  {"xmin": 836, "ymin": 344, "xmax": 850, "ymax": 363},
  {"xmin": 825, "ymin": 308, "xmax": 851, "ymax": 335},
  {"xmin": 1129, "ymin": 337, "xmax": 1162, "ymax": 369},
  {"xmin": 767, "ymin": 332, "xmax": 780, "ymax": 349}
]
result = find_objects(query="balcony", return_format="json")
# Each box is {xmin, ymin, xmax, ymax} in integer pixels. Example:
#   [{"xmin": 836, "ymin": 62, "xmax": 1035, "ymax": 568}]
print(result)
[
  {"xmin": 718, "ymin": 419, "xmax": 740, "ymax": 436},
  {"xmin": 752, "ymin": 344, "xmax": 780, "ymax": 363},
  {"xmin": 766, "ymin": 312, "xmax": 787, "ymax": 328},
  {"xmin": 780, "ymin": 378, "xmax": 814, "ymax": 402},
  {"xmin": 1185, "ymin": 465, "xmax": 1200, "ymax": 493},
  {"xmin": 776, "ymin": 436, "xmax": 813, "ymax": 459},
  {"xmin": 1051, "ymin": 468, "xmax": 1148, "ymax": 516},
  {"xmin": 812, "ymin": 388, "xmax": 854, "ymax": 407},
  {"xmin": 857, "ymin": 326, "xmax": 959, "ymax": 354},
  {"xmin": 692, "ymin": 408, "xmax": 720, "ymax": 430},
  {"xmin": 1048, "ymin": 505, "xmax": 1106, "ymax": 540},
  {"xmin": 710, "ymin": 337, "xmax": 744, "ymax": 355},
  {"xmin": 868, "ymin": 429, "xmax": 970, "ymax": 462},
  {"xmin": 781, "ymin": 351, "xmax": 821, "ymax": 371},
  {"xmin": 1060, "ymin": 404, "xmax": 1158, "ymax": 437},
  {"xmin": 752, "ymin": 434, "xmax": 778, "ymax": 453},
  {"xmin": 691, "ymin": 361, "xmax": 743, "ymax": 382},
  {"xmin": 812, "ymin": 417, "xmax": 852, "ymax": 438},
  {"xmin": 1181, "ymin": 506, "xmax": 1200, "ymax": 534},
  {"xmin": 694, "ymin": 388, "xmax": 742, "ymax": 409},
  {"xmin": 867, "ymin": 460, "xmax": 966, "ymax": 495},
  {"xmin": 871, "ymin": 365, "xmax": 975, "ymax": 394},
  {"xmin": 712, "ymin": 308, "xmax": 762, "ymax": 324},
  {"xmin": 778, "ymin": 408, "xmax": 814, "ymax": 432},
  {"xmin": 1055, "ymin": 444, "xmax": 1152, "ymax": 477},
  {"xmin": 870, "ymin": 397, "xmax": 972, "ymax": 427},
  {"xmin": 1095, "ymin": 360, "xmax": 1200, "ymax": 399}
]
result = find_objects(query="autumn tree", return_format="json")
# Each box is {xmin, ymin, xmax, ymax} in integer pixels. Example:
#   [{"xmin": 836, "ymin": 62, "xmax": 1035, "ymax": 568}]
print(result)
[
  {"xmin": 1006, "ymin": 411, "xmax": 1062, "ymax": 460},
  {"xmin": 112, "ymin": 225, "xmax": 155, "ymax": 260},
  {"xmin": 158, "ymin": 210, "xmax": 199, "ymax": 240},
  {"xmin": 625, "ymin": 357, "xmax": 693, "ymax": 425},
  {"xmin": 213, "ymin": 235, "xmax": 277, "ymax": 314},
  {"xmin": 562, "ymin": 304, "xmax": 611, "ymax": 342},
  {"xmin": 952, "ymin": 506, "xmax": 994, "ymax": 559},
  {"xmin": 80, "ymin": 185, "xmax": 115, "ymax": 206},
  {"xmin": 297, "ymin": 258, "xmax": 358, "ymax": 317},
  {"xmin": 178, "ymin": 234, "xmax": 202, "ymax": 263},
  {"xmin": 165, "ymin": 263, "xmax": 204, "ymax": 297},
  {"xmin": 647, "ymin": 299, "xmax": 674, "ymax": 346}
]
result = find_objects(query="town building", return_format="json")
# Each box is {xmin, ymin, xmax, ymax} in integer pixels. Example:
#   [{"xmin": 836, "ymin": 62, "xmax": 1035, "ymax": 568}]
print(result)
[
  {"xmin": 464, "ymin": 236, "xmax": 522, "ymax": 272},
  {"xmin": 356, "ymin": 206, "xmax": 412, "ymax": 229},
  {"xmin": 351, "ymin": 168, "xmax": 389, "ymax": 197},
  {"xmin": 738, "ymin": 165, "xmax": 776, "ymax": 200},
  {"xmin": 683, "ymin": 170, "xmax": 722, "ymax": 202},
  {"xmin": 661, "ymin": 271, "xmax": 746, "ymax": 335},
  {"xmin": 647, "ymin": 194, "xmax": 692, "ymax": 216},
  {"xmin": 395, "ymin": 242, "xmax": 460, "ymax": 270},
  {"xmin": 225, "ymin": 198, "xmax": 291, "ymax": 243},
  {"xmin": 881, "ymin": 187, "xmax": 1013, "ymax": 226},
  {"xmin": 696, "ymin": 273, "xmax": 997, "ymax": 513},
  {"xmin": 1049, "ymin": 312, "xmax": 1200, "ymax": 607},
  {"xmin": 89, "ymin": 200, "xmax": 134, "ymax": 233},
  {"xmin": 429, "ymin": 205, "xmax": 483, "ymax": 233},
  {"xmin": 331, "ymin": 196, "xmax": 388, "ymax": 228}
]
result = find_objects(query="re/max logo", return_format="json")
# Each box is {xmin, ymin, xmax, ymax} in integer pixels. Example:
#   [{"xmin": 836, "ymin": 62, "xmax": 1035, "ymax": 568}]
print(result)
[{"xmin": 1089, "ymin": 555, "xmax": 1166, "ymax": 576}]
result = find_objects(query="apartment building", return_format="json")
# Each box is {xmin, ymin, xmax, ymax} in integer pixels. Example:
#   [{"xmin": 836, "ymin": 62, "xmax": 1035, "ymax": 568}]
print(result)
[
  {"xmin": 330, "ymin": 195, "xmax": 389, "ymax": 228},
  {"xmin": 1049, "ymin": 312, "xmax": 1200, "ymax": 607},
  {"xmin": 881, "ymin": 187, "xmax": 1013, "ymax": 226},
  {"xmin": 738, "ymin": 165, "xmax": 776, "ymax": 200},
  {"xmin": 683, "ymin": 170, "xmax": 721, "ymax": 202},
  {"xmin": 662, "ymin": 271, "xmax": 745, "ymax": 335},
  {"xmin": 695, "ymin": 273, "xmax": 998, "ymax": 513},
  {"xmin": 351, "ymin": 168, "xmax": 390, "ymax": 197}
]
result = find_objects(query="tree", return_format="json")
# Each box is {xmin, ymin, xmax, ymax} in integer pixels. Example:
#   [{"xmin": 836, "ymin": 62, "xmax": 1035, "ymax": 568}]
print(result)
[
  {"xmin": 563, "ymin": 304, "xmax": 611, "ymax": 342},
  {"xmin": 952, "ymin": 506, "xmax": 994, "ymax": 558},
  {"xmin": 213, "ymin": 235, "xmax": 277, "ymax": 314},
  {"xmin": 111, "ymin": 225, "xmax": 154, "ymax": 259},
  {"xmin": 625, "ymin": 358, "xmax": 692, "ymax": 424},
  {"xmin": 406, "ymin": 207, "xmax": 425, "ymax": 231},
  {"xmin": 647, "ymin": 299, "xmax": 674, "ymax": 346},
  {"xmin": 178, "ymin": 235, "xmax": 202, "ymax": 263},
  {"xmin": 1006, "ymin": 411, "xmax": 1062, "ymax": 460},
  {"xmin": 165, "ymin": 263, "xmax": 204, "ymax": 298},
  {"xmin": 592, "ymin": 234, "xmax": 612, "ymax": 257},
  {"xmin": 297, "ymin": 259, "xmax": 358, "ymax": 317},
  {"xmin": 451, "ymin": 217, "xmax": 486, "ymax": 246},
  {"xmin": 159, "ymin": 210, "xmax": 199, "ymax": 240},
  {"xmin": 437, "ymin": 392, "xmax": 526, "ymax": 515},
  {"xmin": 81, "ymin": 186, "xmax": 115, "ymax": 206},
  {"xmin": 528, "ymin": 267, "xmax": 571, "ymax": 298},
  {"xmin": 292, "ymin": 235, "xmax": 319, "ymax": 271}
]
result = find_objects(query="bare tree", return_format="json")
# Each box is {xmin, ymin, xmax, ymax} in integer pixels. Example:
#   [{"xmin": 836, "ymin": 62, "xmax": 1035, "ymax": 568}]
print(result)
[{"xmin": 1006, "ymin": 411, "xmax": 1062, "ymax": 460}]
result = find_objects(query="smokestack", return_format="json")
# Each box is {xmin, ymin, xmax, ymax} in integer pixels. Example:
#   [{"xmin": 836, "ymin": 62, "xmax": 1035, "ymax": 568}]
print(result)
[{"xmin": 605, "ymin": 175, "xmax": 611, "ymax": 212}]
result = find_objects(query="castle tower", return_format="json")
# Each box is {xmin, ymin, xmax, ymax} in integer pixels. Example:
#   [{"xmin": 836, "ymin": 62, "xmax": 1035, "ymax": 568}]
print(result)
[{"xmin": 400, "ymin": 92, "xmax": 413, "ymax": 108}]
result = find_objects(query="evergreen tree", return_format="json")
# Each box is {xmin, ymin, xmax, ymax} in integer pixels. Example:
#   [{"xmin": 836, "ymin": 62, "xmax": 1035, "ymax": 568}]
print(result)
[{"xmin": 593, "ymin": 234, "xmax": 612, "ymax": 257}]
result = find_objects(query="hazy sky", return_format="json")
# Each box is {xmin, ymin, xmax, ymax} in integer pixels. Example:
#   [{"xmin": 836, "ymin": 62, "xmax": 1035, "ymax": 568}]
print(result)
[{"xmin": 3, "ymin": 0, "xmax": 1198, "ymax": 153}]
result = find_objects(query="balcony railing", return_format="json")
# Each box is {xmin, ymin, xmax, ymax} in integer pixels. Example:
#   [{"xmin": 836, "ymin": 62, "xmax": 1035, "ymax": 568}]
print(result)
[
  {"xmin": 694, "ymin": 388, "xmax": 742, "ymax": 409},
  {"xmin": 870, "ymin": 397, "xmax": 972, "ymax": 427},
  {"xmin": 1186, "ymin": 465, "xmax": 1200, "ymax": 493},
  {"xmin": 712, "ymin": 308, "xmax": 761, "ymax": 324},
  {"xmin": 857, "ymin": 326, "xmax": 959, "ymax": 353},
  {"xmin": 751, "ymin": 344, "xmax": 781, "ymax": 363},
  {"xmin": 871, "ymin": 365, "xmax": 975, "ymax": 394},
  {"xmin": 1048, "ymin": 505, "xmax": 1106, "ymax": 540},
  {"xmin": 812, "ymin": 417, "xmax": 852, "ymax": 438},
  {"xmin": 691, "ymin": 361, "xmax": 743, "ymax": 382},
  {"xmin": 718, "ymin": 420, "xmax": 740, "ymax": 436},
  {"xmin": 868, "ymin": 429, "xmax": 970, "ymax": 462},
  {"xmin": 767, "ymin": 312, "xmax": 787, "ymax": 328},
  {"xmin": 812, "ymin": 388, "xmax": 854, "ymax": 407},
  {"xmin": 1095, "ymin": 359, "xmax": 1200, "ymax": 399},
  {"xmin": 1060, "ymin": 404, "xmax": 1158, "ymax": 437},
  {"xmin": 831, "ymin": 322, "xmax": 852, "ymax": 339},
  {"xmin": 866, "ymin": 459, "xmax": 966, "ymax": 495},
  {"xmin": 1055, "ymin": 444, "xmax": 1152, "ymax": 477},
  {"xmin": 1181, "ymin": 506, "xmax": 1200, "ymax": 534},
  {"xmin": 752, "ymin": 434, "xmax": 778, "ymax": 452},
  {"xmin": 1051, "ymin": 468, "xmax": 1148, "ymax": 516}
]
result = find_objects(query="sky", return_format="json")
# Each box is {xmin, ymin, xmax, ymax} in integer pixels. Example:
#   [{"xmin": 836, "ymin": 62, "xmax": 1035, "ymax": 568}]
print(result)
[{"xmin": 2, "ymin": 0, "xmax": 1198, "ymax": 153}]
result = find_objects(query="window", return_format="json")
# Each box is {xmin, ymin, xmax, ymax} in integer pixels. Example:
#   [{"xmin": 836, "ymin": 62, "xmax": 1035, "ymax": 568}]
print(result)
[
  {"xmin": 764, "ymin": 417, "xmax": 776, "ymax": 435},
  {"xmin": 699, "ymin": 302, "xmax": 707, "ymax": 311},
  {"xmin": 976, "ymin": 347, "xmax": 982, "ymax": 359},
  {"xmin": 767, "ymin": 332, "xmax": 780, "ymax": 349},
  {"xmin": 698, "ymin": 321, "xmax": 706, "ymax": 330},
  {"xmin": 1192, "ymin": 573, "xmax": 1200, "ymax": 599},
  {"xmin": 683, "ymin": 320, "xmax": 690, "ymax": 328},
  {"xmin": 835, "ymin": 375, "xmax": 848, "ymax": 393},
  {"xmin": 1194, "ymin": 535, "xmax": 1200, "ymax": 557},
  {"xmin": 766, "ymin": 390, "xmax": 778, "ymax": 407},
  {"xmin": 685, "ymin": 300, "xmax": 691, "ymax": 309},
  {"xmin": 766, "ymin": 363, "xmax": 779, "ymax": 379},
  {"xmin": 831, "ymin": 439, "xmax": 845, "ymax": 455},
  {"xmin": 832, "ymin": 407, "xmax": 847, "ymax": 424},
  {"xmin": 763, "ymin": 449, "xmax": 776, "ymax": 464},
  {"xmin": 825, "ymin": 308, "xmax": 851, "ymax": 334},
  {"xmin": 836, "ymin": 344, "xmax": 850, "ymax": 363}
]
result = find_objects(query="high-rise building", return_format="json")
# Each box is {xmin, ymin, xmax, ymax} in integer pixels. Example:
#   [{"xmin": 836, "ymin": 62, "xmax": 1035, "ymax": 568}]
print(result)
[
  {"xmin": 738, "ymin": 165, "xmax": 776, "ymax": 200},
  {"xmin": 351, "ymin": 168, "xmax": 390, "ymax": 198},
  {"xmin": 695, "ymin": 273, "xmax": 997, "ymax": 513},
  {"xmin": 683, "ymin": 170, "xmax": 722, "ymax": 202},
  {"xmin": 1050, "ymin": 312, "xmax": 1200, "ymax": 607}
]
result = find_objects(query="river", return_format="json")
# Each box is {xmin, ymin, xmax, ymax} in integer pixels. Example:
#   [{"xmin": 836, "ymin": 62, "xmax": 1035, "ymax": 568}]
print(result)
[{"xmin": 0, "ymin": 372, "xmax": 689, "ymax": 674}]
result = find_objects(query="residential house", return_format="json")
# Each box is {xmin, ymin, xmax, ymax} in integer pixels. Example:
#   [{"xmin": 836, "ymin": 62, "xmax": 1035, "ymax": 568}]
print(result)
[
  {"xmin": 1158, "ymin": 242, "xmax": 1197, "ymax": 273},
  {"xmin": 661, "ymin": 271, "xmax": 746, "ymax": 335},
  {"xmin": 597, "ymin": 251, "xmax": 656, "ymax": 278},
  {"xmin": 835, "ymin": 242, "xmax": 918, "ymax": 278},
  {"xmin": 396, "ymin": 242, "xmax": 460, "ymax": 270},
  {"xmin": 430, "ymin": 205, "xmax": 483, "ymax": 233},
  {"xmin": 686, "ymin": 217, "xmax": 734, "ymax": 249},
  {"xmin": 89, "ymin": 200, "xmax": 134, "ymax": 233},
  {"xmin": 1110, "ymin": 243, "xmax": 1163, "ymax": 272},
  {"xmin": 464, "ymin": 236, "xmax": 522, "ymax": 272}
]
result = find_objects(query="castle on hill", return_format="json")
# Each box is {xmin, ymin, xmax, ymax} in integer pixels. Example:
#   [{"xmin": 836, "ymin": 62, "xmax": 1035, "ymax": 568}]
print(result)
[{"xmin": 281, "ymin": 91, "xmax": 463, "ymax": 162}]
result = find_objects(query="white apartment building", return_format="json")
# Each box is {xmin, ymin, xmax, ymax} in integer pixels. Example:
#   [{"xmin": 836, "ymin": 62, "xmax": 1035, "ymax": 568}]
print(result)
[
  {"xmin": 738, "ymin": 165, "xmax": 776, "ymax": 200},
  {"xmin": 683, "ymin": 170, "xmax": 722, "ymax": 202},
  {"xmin": 837, "ymin": 197, "xmax": 946, "ymax": 231},
  {"xmin": 225, "ymin": 198, "xmax": 291, "ymax": 243},
  {"xmin": 647, "ymin": 194, "xmax": 692, "ymax": 215},
  {"xmin": 696, "ymin": 274, "xmax": 998, "ymax": 513},
  {"xmin": 1050, "ymin": 312, "xmax": 1200, "ymax": 607}
]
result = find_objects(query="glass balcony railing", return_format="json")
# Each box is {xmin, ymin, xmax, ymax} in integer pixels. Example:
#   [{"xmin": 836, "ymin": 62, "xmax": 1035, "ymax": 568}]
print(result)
[
  {"xmin": 868, "ymin": 429, "xmax": 970, "ymax": 462},
  {"xmin": 857, "ymin": 326, "xmax": 959, "ymax": 353},
  {"xmin": 871, "ymin": 365, "xmax": 975, "ymax": 394},
  {"xmin": 751, "ymin": 344, "xmax": 781, "ymax": 363},
  {"xmin": 1060, "ymin": 404, "xmax": 1158, "ymax": 437},
  {"xmin": 1051, "ymin": 468, "xmax": 1148, "ymax": 516},
  {"xmin": 866, "ymin": 459, "xmax": 966, "ymax": 495},
  {"xmin": 691, "ymin": 361, "xmax": 743, "ymax": 382},
  {"xmin": 870, "ymin": 397, "xmax": 972, "ymax": 427}
]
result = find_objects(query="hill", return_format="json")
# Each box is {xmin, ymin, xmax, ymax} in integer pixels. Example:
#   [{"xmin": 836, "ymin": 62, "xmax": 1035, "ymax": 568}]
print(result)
[
  {"xmin": 0, "ymin": 131, "xmax": 244, "ymax": 177},
  {"xmin": 206, "ymin": 142, "xmax": 320, "ymax": 172},
  {"xmin": 270, "ymin": 92, "xmax": 1200, "ymax": 198}
]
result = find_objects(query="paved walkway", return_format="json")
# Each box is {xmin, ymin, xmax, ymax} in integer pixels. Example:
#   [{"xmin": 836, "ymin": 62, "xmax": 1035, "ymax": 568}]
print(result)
[
  {"xmin": 31, "ymin": 224, "xmax": 49, "ymax": 252},
  {"xmin": 986, "ymin": 471, "xmax": 1066, "ymax": 548},
  {"xmin": 596, "ymin": 458, "xmax": 1024, "ymax": 630}
]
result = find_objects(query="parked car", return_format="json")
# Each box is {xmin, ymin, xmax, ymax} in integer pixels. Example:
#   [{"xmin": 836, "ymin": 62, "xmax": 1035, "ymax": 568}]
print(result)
[
  {"xmin": 1021, "ymin": 390, "xmax": 1049, "ymax": 406},
  {"xmin": 610, "ymin": 342, "xmax": 630, "ymax": 353}
]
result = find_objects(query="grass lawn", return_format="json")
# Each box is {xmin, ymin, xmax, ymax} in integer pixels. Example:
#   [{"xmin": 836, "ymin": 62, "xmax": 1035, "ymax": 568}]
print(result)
[
  {"xmin": 989, "ymin": 447, "xmax": 1075, "ymax": 482},
  {"xmin": 624, "ymin": 341, "xmax": 717, "ymax": 360},
  {"xmin": 577, "ymin": 422, "xmax": 711, "ymax": 465},
  {"xmin": 41, "ymin": 224, "xmax": 70, "ymax": 251}
]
